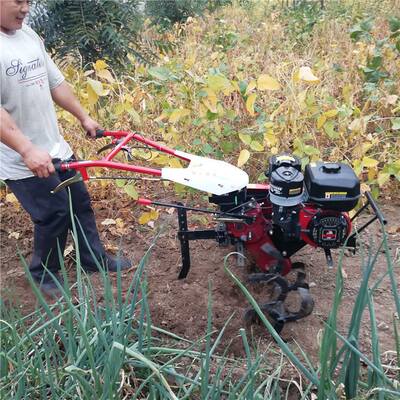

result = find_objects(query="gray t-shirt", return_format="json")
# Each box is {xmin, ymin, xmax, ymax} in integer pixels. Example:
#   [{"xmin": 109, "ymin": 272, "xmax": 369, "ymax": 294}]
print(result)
[{"xmin": 0, "ymin": 24, "xmax": 72, "ymax": 180}]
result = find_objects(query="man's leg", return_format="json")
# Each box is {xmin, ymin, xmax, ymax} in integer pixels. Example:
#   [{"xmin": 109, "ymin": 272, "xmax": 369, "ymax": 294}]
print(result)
[
  {"xmin": 6, "ymin": 175, "xmax": 70, "ymax": 282},
  {"xmin": 64, "ymin": 170, "xmax": 131, "ymax": 271},
  {"xmin": 61, "ymin": 168, "xmax": 107, "ymax": 269}
]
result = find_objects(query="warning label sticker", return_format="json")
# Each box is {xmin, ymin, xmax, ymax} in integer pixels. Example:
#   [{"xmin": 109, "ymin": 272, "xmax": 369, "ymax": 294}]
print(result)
[{"xmin": 325, "ymin": 192, "xmax": 347, "ymax": 199}]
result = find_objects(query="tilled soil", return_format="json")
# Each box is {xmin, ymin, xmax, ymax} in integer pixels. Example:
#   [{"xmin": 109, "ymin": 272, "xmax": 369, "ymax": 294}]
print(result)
[{"xmin": 1, "ymin": 188, "xmax": 399, "ymax": 361}]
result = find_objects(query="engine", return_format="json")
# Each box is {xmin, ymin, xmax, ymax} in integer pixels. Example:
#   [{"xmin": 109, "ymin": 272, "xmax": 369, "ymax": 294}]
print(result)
[{"xmin": 209, "ymin": 154, "xmax": 360, "ymax": 273}]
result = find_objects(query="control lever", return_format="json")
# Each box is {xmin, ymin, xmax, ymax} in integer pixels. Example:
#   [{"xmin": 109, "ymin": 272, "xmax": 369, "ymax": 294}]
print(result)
[
  {"xmin": 97, "ymin": 139, "xmax": 134, "ymax": 161},
  {"xmin": 51, "ymin": 172, "xmax": 83, "ymax": 194}
]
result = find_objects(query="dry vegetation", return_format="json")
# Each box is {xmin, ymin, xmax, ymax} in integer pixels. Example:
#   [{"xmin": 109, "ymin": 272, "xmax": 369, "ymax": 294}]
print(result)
[{"xmin": 1, "ymin": 1, "xmax": 399, "ymax": 399}]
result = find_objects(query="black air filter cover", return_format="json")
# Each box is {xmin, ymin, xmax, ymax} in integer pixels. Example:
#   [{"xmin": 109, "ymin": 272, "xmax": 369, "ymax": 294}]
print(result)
[
  {"xmin": 269, "ymin": 166, "xmax": 305, "ymax": 206},
  {"xmin": 304, "ymin": 162, "xmax": 360, "ymax": 211}
]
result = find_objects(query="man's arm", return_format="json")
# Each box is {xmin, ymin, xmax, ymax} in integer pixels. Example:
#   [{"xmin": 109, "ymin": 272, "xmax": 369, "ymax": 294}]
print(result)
[
  {"xmin": 50, "ymin": 81, "xmax": 101, "ymax": 137},
  {"xmin": 0, "ymin": 108, "xmax": 55, "ymax": 178}
]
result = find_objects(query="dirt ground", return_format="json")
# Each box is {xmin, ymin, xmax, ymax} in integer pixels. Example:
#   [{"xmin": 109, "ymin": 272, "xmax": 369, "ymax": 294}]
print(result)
[{"xmin": 1, "ymin": 185, "xmax": 399, "ymax": 362}]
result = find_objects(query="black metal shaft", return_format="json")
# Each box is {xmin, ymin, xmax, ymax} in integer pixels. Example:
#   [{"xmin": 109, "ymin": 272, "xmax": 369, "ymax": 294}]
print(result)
[{"xmin": 150, "ymin": 200, "xmax": 253, "ymax": 222}]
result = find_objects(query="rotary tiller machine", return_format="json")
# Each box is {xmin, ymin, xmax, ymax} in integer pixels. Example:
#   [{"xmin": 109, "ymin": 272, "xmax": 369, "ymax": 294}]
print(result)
[{"xmin": 52, "ymin": 130, "xmax": 386, "ymax": 333}]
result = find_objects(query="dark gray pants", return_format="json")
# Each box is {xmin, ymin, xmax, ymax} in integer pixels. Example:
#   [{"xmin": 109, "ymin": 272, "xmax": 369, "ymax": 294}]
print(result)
[{"xmin": 6, "ymin": 167, "xmax": 106, "ymax": 282}]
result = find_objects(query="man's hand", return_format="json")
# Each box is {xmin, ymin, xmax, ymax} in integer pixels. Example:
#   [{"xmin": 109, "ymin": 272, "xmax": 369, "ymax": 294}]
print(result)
[
  {"xmin": 50, "ymin": 82, "xmax": 102, "ymax": 138},
  {"xmin": 21, "ymin": 145, "xmax": 55, "ymax": 178},
  {"xmin": 80, "ymin": 116, "xmax": 101, "ymax": 138},
  {"xmin": 1, "ymin": 108, "xmax": 55, "ymax": 178}
]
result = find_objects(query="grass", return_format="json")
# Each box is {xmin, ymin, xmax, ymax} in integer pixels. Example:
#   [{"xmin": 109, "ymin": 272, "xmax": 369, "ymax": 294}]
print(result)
[{"xmin": 1, "ymin": 208, "xmax": 399, "ymax": 399}]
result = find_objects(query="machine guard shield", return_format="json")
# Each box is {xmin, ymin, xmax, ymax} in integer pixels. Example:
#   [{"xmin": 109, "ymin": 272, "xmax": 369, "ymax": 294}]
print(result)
[{"xmin": 161, "ymin": 151, "xmax": 249, "ymax": 195}]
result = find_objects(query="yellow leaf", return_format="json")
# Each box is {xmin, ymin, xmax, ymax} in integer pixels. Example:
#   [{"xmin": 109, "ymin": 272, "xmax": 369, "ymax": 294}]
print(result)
[
  {"xmin": 323, "ymin": 109, "xmax": 338, "ymax": 118},
  {"xmin": 96, "ymin": 68, "xmax": 115, "ymax": 83},
  {"xmin": 185, "ymin": 52, "xmax": 196, "ymax": 69},
  {"xmin": 361, "ymin": 142, "xmax": 373, "ymax": 153},
  {"xmin": 169, "ymin": 108, "xmax": 191, "ymax": 123},
  {"xmin": 87, "ymin": 78, "xmax": 104, "ymax": 96},
  {"xmin": 342, "ymin": 84, "xmax": 352, "ymax": 105},
  {"xmin": 317, "ymin": 115, "xmax": 326, "ymax": 129},
  {"xmin": 377, "ymin": 172, "xmax": 390, "ymax": 186},
  {"xmin": 237, "ymin": 149, "xmax": 250, "ymax": 168},
  {"xmin": 114, "ymin": 103, "xmax": 126, "ymax": 116},
  {"xmin": 368, "ymin": 167, "xmax": 376, "ymax": 181},
  {"xmin": 297, "ymin": 89, "xmax": 308, "ymax": 109},
  {"xmin": 294, "ymin": 66, "xmax": 320, "ymax": 84},
  {"xmin": 362, "ymin": 157, "xmax": 379, "ymax": 168},
  {"xmin": 202, "ymin": 88, "xmax": 218, "ymax": 113},
  {"xmin": 238, "ymin": 133, "xmax": 252, "ymax": 145},
  {"xmin": 87, "ymin": 84, "xmax": 99, "ymax": 105},
  {"xmin": 246, "ymin": 93, "xmax": 257, "ymax": 116},
  {"xmin": 250, "ymin": 140, "xmax": 264, "ymax": 151},
  {"xmin": 5, "ymin": 193, "xmax": 18, "ymax": 203},
  {"xmin": 138, "ymin": 210, "xmax": 159, "ymax": 225},
  {"xmin": 349, "ymin": 118, "xmax": 366, "ymax": 133},
  {"xmin": 168, "ymin": 158, "xmax": 183, "ymax": 168},
  {"xmin": 257, "ymin": 74, "xmax": 281, "ymax": 91},
  {"xmin": 245, "ymin": 80, "xmax": 257, "ymax": 95},
  {"xmin": 231, "ymin": 80, "xmax": 241, "ymax": 93},
  {"xmin": 94, "ymin": 60, "xmax": 108, "ymax": 71},
  {"xmin": 206, "ymin": 74, "xmax": 233, "ymax": 94},
  {"xmin": 264, "ymin": 129, "xmax": 277, "ymax": 147},
  {"xmin": 115, "ymin": 218, "xmax": 125, "ymax": 229}
]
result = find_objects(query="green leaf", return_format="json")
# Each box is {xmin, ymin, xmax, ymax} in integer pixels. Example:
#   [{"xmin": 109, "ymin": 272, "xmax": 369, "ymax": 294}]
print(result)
[
  {"xmin": 303, "ymin": 145, "xmax": 320, "ymax": 156},
  {"xmin": 116, "ymin": 179, "xmax": 126, "ymax": 188},
  {"xmin": 388, "ymin": 16, "xmax": 400, "ymax": 33},
  {"xmin": 128, "ymin": 108, "xmax": 142, "ymax": 125},
  {"xmin": 206, "ymin": 74, "xmax": 233, "ymax": 93},
  {"xmin": 220, "ymin": 141, "xmax": 235, "ymax": 153},
  {"xmin": 202, "ymin": 143, "xmax": 214, "ymax": 154},
  {"xmin": 238, "ymin": 133, "xmax": 252, "ymax": 145},
  {"xmin": 323, "ymin": 120, "xmax": 339, "ymax": 138},
  {"xmin": 249, "ymin": 140, "xmax": 264, "ymax": 151},
  {"xmin": 391, "ymin": 118, "xmax": 400, "ymax": 130},
  {"xmin": 148, "ymin": 66, "xmax": 174, "ymax": 81},
  {"xmin": 124, "ymin": 184, "xmax": 138, "ymax": 199}
]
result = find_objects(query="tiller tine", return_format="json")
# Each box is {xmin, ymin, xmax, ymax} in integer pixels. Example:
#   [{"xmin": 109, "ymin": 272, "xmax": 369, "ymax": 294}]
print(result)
[{"xmin": 244, "ymin": 269, "xmax": 314, "ymax": 334}]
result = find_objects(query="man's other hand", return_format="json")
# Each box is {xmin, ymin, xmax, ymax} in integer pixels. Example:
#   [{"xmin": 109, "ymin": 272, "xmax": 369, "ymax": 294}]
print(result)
[
  {"xmin": 81, "ymin": 117, "xmax": 101, "ymax": 138},
  {"xmin": 22, "ymin": 145, "xmax": 55, "ymax": 178}
]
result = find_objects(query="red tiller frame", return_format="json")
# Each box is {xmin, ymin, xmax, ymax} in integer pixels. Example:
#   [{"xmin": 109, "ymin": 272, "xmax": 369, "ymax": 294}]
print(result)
[{"xmin": 58, "ymin": 130, "xmax": 191, "ymax": 180}]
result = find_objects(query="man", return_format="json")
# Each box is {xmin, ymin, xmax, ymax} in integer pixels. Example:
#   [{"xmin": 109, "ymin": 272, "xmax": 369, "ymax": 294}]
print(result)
[{"xmin": 0, "ymin": 0, "xmax": 130, "ymax": 296}]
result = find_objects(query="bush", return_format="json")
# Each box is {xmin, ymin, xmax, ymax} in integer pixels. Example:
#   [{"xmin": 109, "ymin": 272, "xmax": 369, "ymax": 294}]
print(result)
[
  {"xmin": 31, "ymin": 0, "xmax": 150, "ymax": 68},
  {"xmin": 145, "ymin": 0, "xmax": 231, "ymax": 29}
]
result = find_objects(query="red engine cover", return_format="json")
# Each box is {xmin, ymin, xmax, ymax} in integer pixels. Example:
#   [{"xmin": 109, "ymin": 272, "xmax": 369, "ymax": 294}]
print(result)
[
  {"xmin": 224, "ymin": 185, "xmax": 352, "ymax": 276},
  {"xmin": 225, "ymin": 203, "xmax": 292, "ymax": 275}
]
